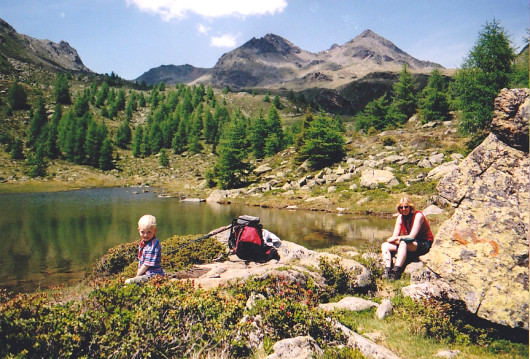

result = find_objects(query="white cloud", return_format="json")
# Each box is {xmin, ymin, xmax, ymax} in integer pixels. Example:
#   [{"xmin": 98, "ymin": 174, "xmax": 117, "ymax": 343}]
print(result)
[
  {"xmin": 197, "ymin": 23, "xmax": 210, "ymax": 35},
  {"xmin": 210, "ymin": 34, "xmax": 238, "ymax": 48},
  {"xmin": 127, "ymin": 0, "xmax": 287, "ymax": 20}
]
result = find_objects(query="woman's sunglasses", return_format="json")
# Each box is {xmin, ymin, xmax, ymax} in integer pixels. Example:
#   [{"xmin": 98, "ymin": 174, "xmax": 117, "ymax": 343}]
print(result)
[{"xmin": 398, "ymin": 206, "xmax": 409, "ymax": 210}]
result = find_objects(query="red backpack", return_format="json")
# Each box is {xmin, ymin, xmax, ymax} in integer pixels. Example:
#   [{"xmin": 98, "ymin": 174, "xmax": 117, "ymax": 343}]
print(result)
[{"xmin": 229, "ymin": 215, "xmax": 276, "ymax": 262}]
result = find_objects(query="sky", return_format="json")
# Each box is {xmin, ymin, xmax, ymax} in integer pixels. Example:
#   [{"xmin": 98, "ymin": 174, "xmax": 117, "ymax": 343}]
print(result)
[{"xmin": 1, "ymin": 0, "xmax": 528, "ymax": 80}]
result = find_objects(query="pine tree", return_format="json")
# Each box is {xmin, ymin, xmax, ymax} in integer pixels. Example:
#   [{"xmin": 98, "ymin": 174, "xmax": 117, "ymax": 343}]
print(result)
[
  {"xmin": 28, "ymin": 96, "xmax": 48, "ymax": 150},
  {"xmin": 214, "ymin": 117, "xmax": 251, "ymax": 189},
  {"xmin": 25, "ymin": 145, "xmax": 47, "ymax": 178},
  {"xmin": 386, "ymin": 64, "xmax": 416, "ymax": 126},
  {"xmin": 354, "ymin": 94, "xmax": 390, "ymax": 132},
  {"xmin": 7, "ymin": 81, "xmax": 27, "ymax": 110},
  {"xmin": 203, "ymin": 110, "xmax": 217, "ymax": 144},
  {"xmin": 265, "ymin": 105, "xmax": 285, "ymax": 155},
  {"xmin": 132, "ymin": 124, "xmax": 144, "ymax": 157},
  {"xmin": 45, "ymin": 103, "xmax": 62, "ymax": 159},
  {"xmin": 250, "ymin": 111, "xmax": 268, "ymax": 159},
  {"xmin": 158, "ymin": 148, "xmax": 169, "ymax": 167},
  {"xmin": 74, "ymin": 93, "xmax": 90, "ymax": 117},
  {"xmin": 10, "ymin": 139, "xmax": 24, "ymax": 160},
  {"xmin": 299, "ymin": 112, "xmax": 346, "ymax": 170},
  {"xmin": 99, "ymin": 138, "xmax": 113, "ymax": 170},
  {"xmin": 95, "ymin": 82, "xmax": 109, "ymax": 107},
  {"xmin": 451, "ymin": 19, "xmax": 515, "ymax": 144},
  {"xmin": 54, "ymin": 73, "xmax": 71, "ymax": 105},
  {"xmin": 419, "ymin": 69, "xmax": 450, "ymax": 123}
]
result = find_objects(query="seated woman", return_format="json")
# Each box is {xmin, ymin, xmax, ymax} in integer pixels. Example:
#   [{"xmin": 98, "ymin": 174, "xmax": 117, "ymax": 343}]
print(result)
[{"xmin": 381, "ymin": 197, "xmax": 433, "ymax": 279}]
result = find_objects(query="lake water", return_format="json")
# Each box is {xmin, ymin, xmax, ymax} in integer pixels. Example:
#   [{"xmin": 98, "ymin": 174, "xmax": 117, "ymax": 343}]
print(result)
[{"xmin": 0, "ymin": 187, "xmax": 394, "ymax": 293}]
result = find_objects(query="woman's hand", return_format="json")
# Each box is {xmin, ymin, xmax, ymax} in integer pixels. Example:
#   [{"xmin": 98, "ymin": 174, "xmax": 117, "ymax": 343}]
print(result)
[{"xmin": 387, "ymin": 236, "xmax": 400, "ymax": 244}]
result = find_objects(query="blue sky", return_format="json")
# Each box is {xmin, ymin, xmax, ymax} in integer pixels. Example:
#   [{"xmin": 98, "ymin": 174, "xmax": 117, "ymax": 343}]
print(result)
[{"xmin": 1, "ymin": 0, "xmax": 528, "ymax": 80}]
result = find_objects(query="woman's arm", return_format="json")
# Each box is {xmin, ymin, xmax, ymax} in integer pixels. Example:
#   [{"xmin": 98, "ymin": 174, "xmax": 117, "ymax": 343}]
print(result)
[
  {"xmin": 386, "ymin": 215, "xmax": 402, "ymax": 242},
  {"xmin": 406, "ymin": 212, "xmax": 425, "ymax": 239}
]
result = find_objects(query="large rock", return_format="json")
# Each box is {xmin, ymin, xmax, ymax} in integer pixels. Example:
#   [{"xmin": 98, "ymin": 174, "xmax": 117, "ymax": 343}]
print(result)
[
  {"xmin": 178, "ymin": 240, "xmax": 371, "ymax": 291},
  {"xmin": 360, "ymin": 169, "xmax": 399, "ymax": 189},
  {"xmin": 490, "ymin": 88, "xmax": 529, "ymax": 152},
  {"xmin": 423, "ymin": 89, "xmax": 529, "ymax": 330},
  {"xmin": 266, "ymin": 336, "xmax": 323, "ymax": 359}
]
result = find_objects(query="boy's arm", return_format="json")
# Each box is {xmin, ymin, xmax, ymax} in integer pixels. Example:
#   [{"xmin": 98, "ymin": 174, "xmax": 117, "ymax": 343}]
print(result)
[{"xmin": 136, "ymin": 264, "xmax": 150, "ymax": 276}]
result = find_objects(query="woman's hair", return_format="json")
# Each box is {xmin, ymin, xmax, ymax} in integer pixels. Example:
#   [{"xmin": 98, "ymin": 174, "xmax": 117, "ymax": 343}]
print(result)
[
  {"xmin": 396, "ymin": 197, "xmax": 416, "ymax": 213},
  {"xmin": 138, "ymin": 214, "xmax": 157, "ymax": 228}
]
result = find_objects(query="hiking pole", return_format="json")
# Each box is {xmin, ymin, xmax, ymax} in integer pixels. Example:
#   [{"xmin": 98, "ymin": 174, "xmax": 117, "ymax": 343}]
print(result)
[{"xmin": 166, "ymin": 224, "xmax": 233, "ymax": 255}]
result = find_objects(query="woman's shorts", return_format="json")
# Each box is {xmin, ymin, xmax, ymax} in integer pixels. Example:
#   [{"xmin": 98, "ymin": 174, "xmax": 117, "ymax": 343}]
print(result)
[{"xmin": 416, "ymin": 240, "xmax": 432, "ymax": 255}]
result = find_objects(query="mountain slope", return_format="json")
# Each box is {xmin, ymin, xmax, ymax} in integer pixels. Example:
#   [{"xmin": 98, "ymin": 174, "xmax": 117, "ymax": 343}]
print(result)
[
  {"xmin": 0, "ymin": 18, "xmax": 91, "ymax": 74},
  {"xmin": 135, "ymin": 64, "xmax": 209, "ymax": 86},
  {"xmin": 136, "ymin": 30, "xmax": 443, "ymax": 89},
  {"xmin": 194, "ymin": 30, "xmax": 442, "ymax": 90}
]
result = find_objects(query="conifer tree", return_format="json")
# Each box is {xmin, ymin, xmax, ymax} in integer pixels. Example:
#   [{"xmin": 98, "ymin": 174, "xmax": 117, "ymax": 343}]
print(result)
[
  {"xmin": 298, "ymin": 112, "xmax": 346, "ymax": 170},
  {"xmin": 95, "ymin": 82, "xmax": 109, "ymax": 107},
  {"xmin": 45, "ymin": 103, "xmax": 62, "ymax": 159},
  {"xmin": 203, "ymin": 109, "xmax": 217, "ymax": 144},
  {"xmin": 386, "ymin": 64, "xmax": 416, "ymax": 126},
  {"xmin": 419, "ymin": 69, "xmax": 450, "ymax": 123},
  {"xmin": 25, "ymin": 144, "xmax": 47, "ymax": 178},
  {"xmin": 272, "ymin": 95, "xmax": 282, "ymax": 109},
  {"xmin": 265, "ymin": 105, "xmax": 285, "ymax": 155},
  {"xmin": 99, "ymin": 138, "xmax": 113, "ymax": 170},
  {"xmin": 10, "ymin": 139, "xmax": 24, "ymax": 160},
  {"xmin": 85, "ymin": 120, "xmax": 107, "ymax": 168},
  {"xmin": 74, "ymin": 93, "xmax": 90, "ymax": 117},
  {"xmin": 54, "ymin": 73, "xmax": 71, "ymax": 105},
  {"xmin": 115, "ymin": 89, "xmax": 126, "ymax": 112},
  {"xmin": 7, "ymin": 81, "xmax": 27, "ymax": 110},
  {"xmin": 354, "ymin": 94, "xmax": 390, "ymax": 132},
  {"xmin": 250, "ymin": 111, "xmax": 267, "ymax": 159},
  {"xmin": 28, "ymin": 96, "xmax": 47, "ymax": 150},
  {"xmin": 148, "ymin": 122, "xmax": 164, "ymax": 154},
  {"xmin": 158, "ymin": 148, "xmax": 169, "ymax": 167},
  {"xmin": 132, "ymin": 124, "xmax": 144, "ymax": 157},
  {"xmin": 172, "ymin": 120, "xmax": 187, "ymax": 154},
  {"xmin": 451, "ymin": 19, "xmax": 515, "ymax": 145},
  {"xmin": 214, "ymin": 116, "xmax": 251, "ymax": 189}
]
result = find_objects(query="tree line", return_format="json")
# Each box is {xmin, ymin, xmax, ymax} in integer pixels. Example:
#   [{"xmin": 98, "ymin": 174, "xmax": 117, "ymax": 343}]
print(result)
[
  {"xmin": 3, "ymin": 19, "xmax": 526, "ymax": 185},
  {"xmin": 355, "ymin": 20, "xmax": 528, "ymax": 148}
]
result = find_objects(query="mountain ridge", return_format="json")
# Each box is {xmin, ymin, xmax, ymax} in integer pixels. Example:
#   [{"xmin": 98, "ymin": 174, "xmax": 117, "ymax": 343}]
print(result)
[
  {"xmin": 138, "ymin": 29, "xmax": 444, "ymax": 89},
  {"xmin": 0, "ymin": 18, "xmax": 91, "ymax": 74}
]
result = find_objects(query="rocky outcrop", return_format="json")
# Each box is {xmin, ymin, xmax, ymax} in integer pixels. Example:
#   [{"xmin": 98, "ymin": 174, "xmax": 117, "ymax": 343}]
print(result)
[
  {"xmin": 423, "ymin": 88, "xmax": 529, "ymax": 330},
  {"xmin": 178, "ymin": 239, "xmax": 371, "ymax": 291}
]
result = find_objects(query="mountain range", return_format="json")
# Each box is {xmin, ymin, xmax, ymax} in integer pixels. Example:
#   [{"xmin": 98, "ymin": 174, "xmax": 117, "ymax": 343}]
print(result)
[
  {"xmin": 136, "ymin": 30, "xmax": 443, "ymax": 90},
  {"xmin": 0, "ymin": 18, "xmax": 90, "ymax": 74},
  {"xmin": 0, "ymin": 17, "xmax": 443, "ymax": 114}
]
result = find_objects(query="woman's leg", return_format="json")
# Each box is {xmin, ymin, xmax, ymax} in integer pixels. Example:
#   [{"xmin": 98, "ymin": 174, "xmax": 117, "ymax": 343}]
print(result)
[
  {"xmin": 392, "ymin": 242, "xmax": 419, "ymax": 278},
  {"xmin": 381, "ymin": 242, "xmax": 398, "ymax": 268}
]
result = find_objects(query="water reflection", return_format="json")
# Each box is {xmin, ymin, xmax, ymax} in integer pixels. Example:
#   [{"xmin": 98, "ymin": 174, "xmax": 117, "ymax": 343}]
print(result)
[{"xmin": 0, "ymin": 188, "xmax": 393, "ymax": 293}]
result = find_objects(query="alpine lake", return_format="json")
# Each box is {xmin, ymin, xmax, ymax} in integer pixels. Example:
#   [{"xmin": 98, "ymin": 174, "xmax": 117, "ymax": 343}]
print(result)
[{"xmin": 0, "ymin": 187, "xmax": 394, "ymax": 293}]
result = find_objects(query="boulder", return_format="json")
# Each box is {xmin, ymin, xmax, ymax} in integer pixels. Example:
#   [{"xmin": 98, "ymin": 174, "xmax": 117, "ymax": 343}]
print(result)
[
  {"xmin": 423, "ymin": 89, "xmax": 529, "ymax": 330},
  {"xmin": 490, "ymin": 88, "xmax": 529, "ymax": 152},
  {"xmin": 360, "ymin": 169, "xmax": 399, "ymax": 189},
  {"xmin": 318, "ymin": 297, "xmax": 378, "ymax": 312},
  {"xmin": 426, "ymin": 161, "xmax": 459, "ymax": 180},
  {"xmin": 375, "ymin": 299, "xmax": 393, "ymax": 320},
  {"xmin": 178, "ymin": 240, "xmax": 371, "ymax": 291},
  {"xmin": 266, "ymin": 336, "xmax": 323, "ymax": 359}
]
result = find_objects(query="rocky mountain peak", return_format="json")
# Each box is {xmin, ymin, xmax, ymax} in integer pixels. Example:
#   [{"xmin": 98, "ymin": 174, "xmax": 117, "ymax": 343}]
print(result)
[
  {"xmin": 0, "ymin": 17, "xmax": 91, "ymax": 73},
  {"xmin": 240, "ymin": 33, "xmax": 303, "ymax": 58}
]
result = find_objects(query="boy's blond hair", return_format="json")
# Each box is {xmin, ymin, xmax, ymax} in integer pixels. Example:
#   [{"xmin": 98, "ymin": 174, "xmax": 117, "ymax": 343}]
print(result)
[{"xmin": 138, "ymin": 214, "xmax": 157, "ymax": 228}]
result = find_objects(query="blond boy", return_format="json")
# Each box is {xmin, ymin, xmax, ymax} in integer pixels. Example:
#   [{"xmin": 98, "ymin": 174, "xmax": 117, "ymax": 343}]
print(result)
[{"xmin": 125, "ymin": 214, "xmax": 164, "ymax": 284}]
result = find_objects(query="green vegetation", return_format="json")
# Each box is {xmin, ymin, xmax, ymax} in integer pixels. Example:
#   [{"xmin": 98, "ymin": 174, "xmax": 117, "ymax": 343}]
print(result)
[
  {"xmin": 1, "ymin": 236, "xmax": 526, "ymax": 358},
  {"xmin": 451, "ymin": 19, "xmax": 518, "ymax": 147}
]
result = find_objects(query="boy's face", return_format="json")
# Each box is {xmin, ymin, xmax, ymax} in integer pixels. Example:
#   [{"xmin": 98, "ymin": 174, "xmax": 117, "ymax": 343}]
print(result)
[{"xmin": 138, "ymin": 224, "xmax": 157, "ymax": 242}]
